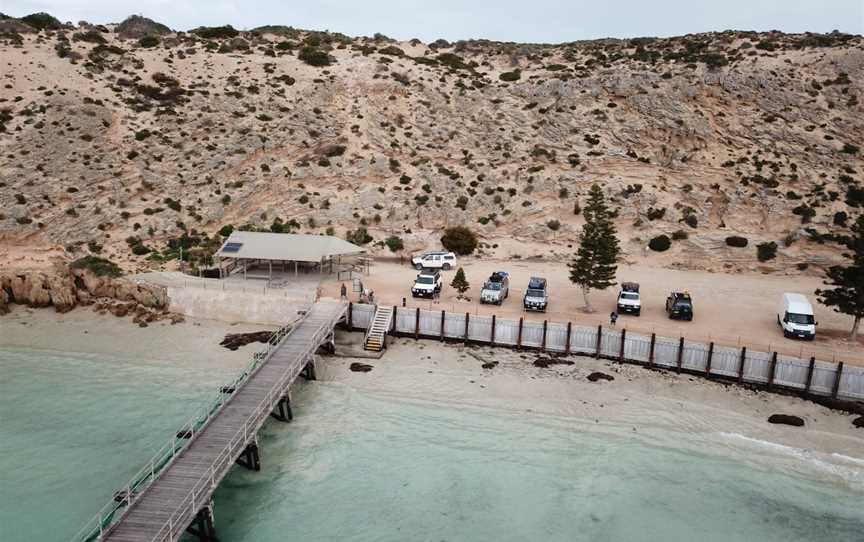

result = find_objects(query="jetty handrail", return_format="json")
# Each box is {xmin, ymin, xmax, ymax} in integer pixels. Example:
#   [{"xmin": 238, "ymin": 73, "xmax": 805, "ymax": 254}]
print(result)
[
  {"xmin": 149, "ymin": 311, "xmax": 341, "ymax": 542},
  {"xmin": 69, "ymin": 313, "xmax": 304, "ymax": 542}
]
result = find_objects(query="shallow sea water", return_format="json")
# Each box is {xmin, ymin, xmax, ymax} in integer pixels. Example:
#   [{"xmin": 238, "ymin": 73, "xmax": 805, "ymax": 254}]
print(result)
[{"xmin": 1, "ymin": 344, "xmax": 862, "ymax": 542}]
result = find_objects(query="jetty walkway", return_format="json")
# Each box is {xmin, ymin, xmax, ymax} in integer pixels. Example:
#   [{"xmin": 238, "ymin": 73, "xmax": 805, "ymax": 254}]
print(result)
[{"xmin": 72, "ymin": 300, "xmax": 347, "ymax": 542}]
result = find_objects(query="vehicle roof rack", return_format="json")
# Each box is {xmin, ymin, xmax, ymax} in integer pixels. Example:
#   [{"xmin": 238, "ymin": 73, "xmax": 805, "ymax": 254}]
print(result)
[{"xmin": 621, "ymin": 282, "xmax": 639, "ymax": 292}]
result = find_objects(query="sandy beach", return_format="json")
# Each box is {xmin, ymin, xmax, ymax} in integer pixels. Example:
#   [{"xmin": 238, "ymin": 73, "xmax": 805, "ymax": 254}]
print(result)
[
  {"xmin": 326, "ymin": 332, "xmax": 864, "ymax": 465},
  {"xmin": 0, "ymin": 305, "xmax": 275, "ymax": 371}
]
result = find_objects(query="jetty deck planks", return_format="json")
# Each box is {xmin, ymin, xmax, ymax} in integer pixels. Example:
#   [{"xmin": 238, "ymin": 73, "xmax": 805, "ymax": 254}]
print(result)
[{"xmin": 102, "ymin": 300, "xmax": 346, "ymax": 542}]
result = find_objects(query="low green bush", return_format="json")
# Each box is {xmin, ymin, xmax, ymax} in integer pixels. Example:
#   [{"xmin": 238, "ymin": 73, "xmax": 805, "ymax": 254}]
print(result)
[
  {"xmin": 499, "ymin": 70, "xmax": 521, "ymax": 82},
  {"xmin": 648, "ymin": 234, "xmax": 671, "ymax": 252},
  {"xmin": 299, "ymin": 46, "xmax": 331, "ymax": 66},
  {"xmin": 384, "ymin": 235, "xmax": 404, "ymax": 252},
  {"xmin": 756, "ymin": 241, "xmax": 778, "ymax": 262},
  {"xmin": 441, "ymin": 226, "xmax": 478, "ymax": 255},
  {"xmin": 70, "ymin": 256, "xmax": 122, "ymax": 277},
  {"xmin": 725, "ymin": 236, "xmax": 748, "ymax": 247}
]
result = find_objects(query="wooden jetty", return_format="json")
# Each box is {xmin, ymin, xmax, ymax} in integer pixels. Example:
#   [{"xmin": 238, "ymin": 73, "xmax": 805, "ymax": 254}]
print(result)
[{"xmin": 73, "ymin": 300, "xmax": 347, "ymax": 542}]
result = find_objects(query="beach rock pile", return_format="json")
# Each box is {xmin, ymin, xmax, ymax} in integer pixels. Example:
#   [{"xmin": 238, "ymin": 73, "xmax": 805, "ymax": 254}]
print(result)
[
  {"xmin": 851, "ymin": 416, "xmax": 863, "ymax": 428},
  {"xmin": 349, "ymin": 362, "xmax": 374, "ymax": 373},
  {"xmin": 0, "ymin": 267, "xmax": 168, "ymax": 315},
  {"xmin": 220, "ymin": 331, "xmax": 275, "ymax": 351},
  {"xmin": 534, "ymin": 356, "xmax": 575, "ymax": 368},
  {"xmin": 767, "ymin": 414, "xmax": 805, "ymax": 427},
  {"xmin": 587, "ymin": 372, "xmax": 615, "ymax": 382}
]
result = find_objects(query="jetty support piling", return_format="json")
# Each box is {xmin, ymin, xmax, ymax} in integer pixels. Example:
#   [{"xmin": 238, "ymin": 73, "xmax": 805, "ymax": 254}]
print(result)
[
  {"xmin": 235, "ymin": 439, "xmax": 260, "ymax": 472},
  {"xmin": 186, "ymin": 504, "xmax": 218, "ymax": 542},
  {"xmin": 270, "ymin": 394, "xmax": 293, "ymax": 422}
]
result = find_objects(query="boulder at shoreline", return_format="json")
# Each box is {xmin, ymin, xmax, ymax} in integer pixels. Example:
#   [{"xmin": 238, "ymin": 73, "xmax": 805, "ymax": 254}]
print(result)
[
  {"xmin": 587, "ymin": 372, "xmax": 615, "ymax": 382},
  {"xmin": 767, "ymin": 414, "xmax": 805, "ymax": 427}
]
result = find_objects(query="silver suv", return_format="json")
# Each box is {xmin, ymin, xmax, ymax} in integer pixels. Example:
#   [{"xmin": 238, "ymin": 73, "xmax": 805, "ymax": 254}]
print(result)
[
  {"xmin": 480, "ymin": 271, "xmax": 509, "ymax": 305},
  {"xmin": 523, "ymin": 277, "xmax": 548, "ymax": 312}
]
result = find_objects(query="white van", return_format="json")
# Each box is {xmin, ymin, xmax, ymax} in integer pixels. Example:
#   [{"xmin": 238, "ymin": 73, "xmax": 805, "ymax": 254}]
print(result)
[{"xmin": 777, "ymin": 293, "xmax": 817, "ymax": 340}]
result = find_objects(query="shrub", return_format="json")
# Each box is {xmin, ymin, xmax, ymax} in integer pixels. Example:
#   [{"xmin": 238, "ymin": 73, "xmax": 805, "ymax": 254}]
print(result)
[
  {"xmin": 841, "ymin": 143, "xmax": 859, "ymax": 155},
  {"xmin": 671, "ymin": 229, "xmax": 689, "ymax": 240},
  {"xmin": 547, "ymin": 219, "xmax": 561, "ymax": 231},
  {"xmin": 725, "ymin": 236, "xmax": 748, "ymax": 248},
  {"xmin": 378, "ymin": 45, "xmax": 404, "ymax": 56},
  {"xmin": 756, "ymin": 241, "xmax": 778, "ymax": 262},
  {"xmin": 346, "ymin": 227, "xmax": 373, "ymax": 245},
  {"xmin": 73, "ymin": 30, "xmax": 107, "ymax": 44},
  {"xmin": 21, "ymin": 12, "xmax": 63, "ymax": 30},
  {"xmin": 134, "ymin": 129, "xmax": 151, "ymax": 141},
  {"xmin": 646, "ymin": 207, "xmax": 666, "ymax": 220},
  {"xmin": 499, "ymin": 70, "xmax": 521, "ymax": 82},
  {"xmin": 845, "ymin": 186, "xmax": 864, "ymax": 208},
  {"xmin": 192, "ymin": 25, "xmax": 238, "ymax": 39},
  {"xmin": 683, "ymin": 214, "xmax": 698, "ymax": 228},
  {"xmin": 70, "ymin": 256, "xmax": 122, "ymax": 277},
  {"xmin": 833, "ymin": 211, "xmax": 848, "ymax": 226},
  {"xmin": 441, "ymin": 226, "xmax": 478, "ymax": 255},
  {"xmin": 298, "ymin": 46, "xmax": 331, "ymax": 66},
  {"xmin": 131, "ymin": 243, "xmax": 151, "ymax": 255},
  {"xmin": 219, "ymin": 224, "xmax": 234, "ymax": 237},
  {"xmin": 137, "ymin": 35, "xmax": 160, "ymax": 48},
  {"xmin": 648, "ymin": 234, "xmax": 671, "ymax": 252},
  {"xmin": 384, "ymin": 235, "xmax": 404, "ymax": 252}
]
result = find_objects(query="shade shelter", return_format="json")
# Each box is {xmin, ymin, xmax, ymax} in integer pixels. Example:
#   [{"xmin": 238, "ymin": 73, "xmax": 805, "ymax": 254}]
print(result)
[{"xmin": 215, "ymin": 231, "xmax": 366, "ymax": 282}]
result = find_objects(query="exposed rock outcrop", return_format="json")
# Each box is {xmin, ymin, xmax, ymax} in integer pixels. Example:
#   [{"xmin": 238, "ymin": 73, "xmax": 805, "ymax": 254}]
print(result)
[
  {"xmin": 0, "ymin": 267, "xmax": 168, "ymax": 315},
  {"xmin": 349, "ymin": 362, "xmax": 374, "ymax": 372},
  {"xmin": 219, "ymin": 331, "xmax": 275, "ymax": 351}
]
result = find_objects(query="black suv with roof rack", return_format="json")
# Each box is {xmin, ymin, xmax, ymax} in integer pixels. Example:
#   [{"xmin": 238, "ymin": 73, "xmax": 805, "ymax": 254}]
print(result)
[{"xmin": 666, "ymin": 291, "xmax": 694, "ymax": 321}]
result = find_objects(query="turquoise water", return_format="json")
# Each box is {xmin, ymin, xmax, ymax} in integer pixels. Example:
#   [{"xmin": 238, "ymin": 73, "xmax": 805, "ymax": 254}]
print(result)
[
  {"xmin": 0, "ymin": 346, "xmax": 237, "ymax": 542},
  {"xmin": 1, "ymin": 345, "xmax": 863, "ymax": 542}
]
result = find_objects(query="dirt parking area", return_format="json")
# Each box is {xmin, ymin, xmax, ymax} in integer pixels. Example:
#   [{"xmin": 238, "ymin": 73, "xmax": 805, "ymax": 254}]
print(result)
[{"xmin": 321, "ymin": 258, "xmax": 864, "ymax": 365}]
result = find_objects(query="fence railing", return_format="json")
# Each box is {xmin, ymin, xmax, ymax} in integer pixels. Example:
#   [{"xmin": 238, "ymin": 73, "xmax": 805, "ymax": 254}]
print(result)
[
  {"xmin": 150, "ymin": 315, "xmax": 337, "ymax": 542},
  {"xmin": 345, "ymin": 303, "xmax": 864, "ymax": 402},
  {"xmin": 69, "ymin": 313, "xmax": 303, "ymax": 542}
]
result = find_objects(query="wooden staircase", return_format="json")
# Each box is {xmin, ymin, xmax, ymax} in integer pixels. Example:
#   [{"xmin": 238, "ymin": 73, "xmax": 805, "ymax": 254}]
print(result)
[{"xmin": 364, "ymin": 305, "xmax": 392, "ymax": 352}]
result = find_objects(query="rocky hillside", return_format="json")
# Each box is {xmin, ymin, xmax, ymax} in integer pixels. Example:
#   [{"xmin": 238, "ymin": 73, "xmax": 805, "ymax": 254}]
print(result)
[{"xmin": 0, "ymin": 13, "xmax": 862, "ymax": 273}]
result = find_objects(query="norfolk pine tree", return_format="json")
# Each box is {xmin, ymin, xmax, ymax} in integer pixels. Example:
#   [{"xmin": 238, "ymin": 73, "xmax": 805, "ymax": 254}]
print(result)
[
  {"xmin": 816, "ymin": 214, "xmax": 864, "ymax": 340},
  {"xmin": 451, "ymin": 267, "xmax": 470, "ymax": 300},
  {"xmin": 569, "ymin": 184, "xmax": 621, "ymax": 311}
]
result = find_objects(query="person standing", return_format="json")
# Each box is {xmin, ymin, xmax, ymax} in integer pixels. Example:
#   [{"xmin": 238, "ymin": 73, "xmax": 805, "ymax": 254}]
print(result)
[
  {"xmin": 610, "ymin": 311, "xmax": 618, "ymax": 327},
  {"xmin": 340, "ymin": 282, "xmax": 348, "ymax": 300}
]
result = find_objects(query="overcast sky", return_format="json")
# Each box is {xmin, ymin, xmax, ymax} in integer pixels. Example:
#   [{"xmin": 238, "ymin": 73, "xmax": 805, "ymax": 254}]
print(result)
[{"xmin": 4, "ymin": 0, "xmax": 863, "ymax": 43}]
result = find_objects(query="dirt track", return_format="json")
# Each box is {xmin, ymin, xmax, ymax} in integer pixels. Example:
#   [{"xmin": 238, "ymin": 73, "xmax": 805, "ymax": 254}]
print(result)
[{"xmin": 321, "ymin": 258, "xmax": 864, "ymax": 365}]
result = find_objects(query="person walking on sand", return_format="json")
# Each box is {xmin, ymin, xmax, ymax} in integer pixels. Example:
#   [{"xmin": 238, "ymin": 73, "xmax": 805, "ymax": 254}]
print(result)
[
  {"xmin": 340, "ymin": 282, "xmax": 347, "ymax": 301},
  {"xmin": 610, "ymin": 311, "xmax": 618, "ymax": 327}
]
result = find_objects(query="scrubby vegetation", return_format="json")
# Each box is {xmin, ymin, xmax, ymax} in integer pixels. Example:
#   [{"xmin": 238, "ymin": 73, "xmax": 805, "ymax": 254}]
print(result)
[
  {"xmin": 726, "ymin": 236, "xmax": 749, "ymax": 248},
  {"xmin": 756, "ymin": 241, "xmax": 778, "ymax": 262},
  {"xmin": 441, "ymin": 226, "xmax": 478, "ymax": 255},
  {"xmin": 648, "ymin": 234, "xmax": 671, "ymax": 252},
  {"xmin": 70, "ymin": 256, "xmax": 122, "ymax": 277}
]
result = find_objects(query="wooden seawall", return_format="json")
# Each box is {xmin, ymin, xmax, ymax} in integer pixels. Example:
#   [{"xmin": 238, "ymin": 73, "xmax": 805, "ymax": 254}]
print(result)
[{"xmin": 73, "ymin": 300, "xmax": 347, "ymax": 542}]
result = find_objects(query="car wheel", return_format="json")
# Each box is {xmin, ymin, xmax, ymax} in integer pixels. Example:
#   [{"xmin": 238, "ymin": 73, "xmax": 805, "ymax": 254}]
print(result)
[
  {"xmin": 415, "ymin": 263, "xmax": 423, "ymax": 270},
  {"xmin": 443, "ymin": 263, "xmax": 451, "ymax": 270}
]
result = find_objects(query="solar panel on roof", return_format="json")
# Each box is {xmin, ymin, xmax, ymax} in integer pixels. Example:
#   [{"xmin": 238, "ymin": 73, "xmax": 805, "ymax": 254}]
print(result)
[{"xmin": 222, "ymin": 242, "xmax": 243, "ymax": 253}]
